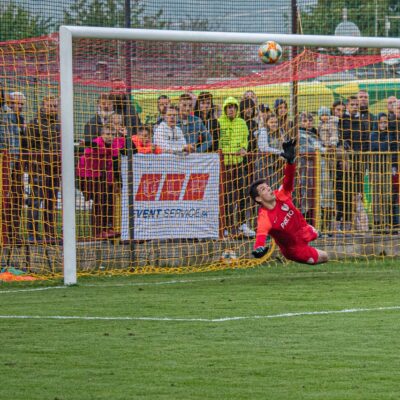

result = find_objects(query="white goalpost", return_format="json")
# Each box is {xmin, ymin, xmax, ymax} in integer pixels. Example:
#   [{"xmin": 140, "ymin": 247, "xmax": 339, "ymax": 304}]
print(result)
[{"xmin": 59, "ymin": 25, "xmax": 400, "ymax": 285}]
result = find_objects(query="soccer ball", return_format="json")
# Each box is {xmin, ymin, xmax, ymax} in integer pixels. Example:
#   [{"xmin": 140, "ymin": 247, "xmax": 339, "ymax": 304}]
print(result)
[
  {"xmin": 220, "ymin": 249, "xmax": 238, "ymax": 265},
  {"xmin": 258, "ymin": 41, "xmax": 283, "ymax": 64}
]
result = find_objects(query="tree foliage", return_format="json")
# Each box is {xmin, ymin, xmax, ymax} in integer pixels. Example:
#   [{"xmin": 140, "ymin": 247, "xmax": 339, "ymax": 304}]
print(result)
[
  {"xmin": 0, "ymin": 2, "xmax": 54, "ymax": 41},
  {"xmin": 63, "ymin": 0, "xmax": 169, "ymax": 29},
  {"xmin": 299, "ymin": 0, "xmax": 398, "ymax": 37}
]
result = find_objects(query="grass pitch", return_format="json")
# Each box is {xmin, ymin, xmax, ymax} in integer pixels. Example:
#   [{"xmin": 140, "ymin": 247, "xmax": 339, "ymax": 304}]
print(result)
[{"xmin": 1, "ymin": 260, "xmax": 400, "ymax": 400}]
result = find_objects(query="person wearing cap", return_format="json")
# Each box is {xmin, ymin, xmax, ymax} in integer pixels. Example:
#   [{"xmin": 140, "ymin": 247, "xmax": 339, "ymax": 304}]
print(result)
[
  {"xmin": 218, "ymin": 96, "xmax": 255, "ymax": 238},
  {"xmin": 317, "ymin": 106, "xmax": 339, "ymax": 147}
]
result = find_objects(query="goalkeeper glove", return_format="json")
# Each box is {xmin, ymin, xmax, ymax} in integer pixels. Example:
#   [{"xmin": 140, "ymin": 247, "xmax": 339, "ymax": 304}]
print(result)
[
  {"xmin": 280, "ymin": 138, "xmax": 297, "ymax": 164},
  {"xmin": 252, "ymin": 246, "xmax": 269, "ymax": 259}
]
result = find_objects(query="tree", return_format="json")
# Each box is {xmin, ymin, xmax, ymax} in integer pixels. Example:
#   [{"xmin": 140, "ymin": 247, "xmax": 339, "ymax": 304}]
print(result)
[
  {"xmin": 298, "ymin": 0, "xmax": 395, "ymax": 37},
  {"xmin": 0, "ymin": 2, "xmax": 54, "ymax": 41},
  {"xmin": 63, "ymin": 0, "xmax": 169, "ymax": 29}
]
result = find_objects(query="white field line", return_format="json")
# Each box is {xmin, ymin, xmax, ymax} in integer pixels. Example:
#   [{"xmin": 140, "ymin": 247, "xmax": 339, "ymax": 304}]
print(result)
[
  {"xmin": 1, "ymin": 306, "xmax": 400, "ymax": 323},
  {"xmin": 0, "ymin": 286, "xmax": 67, "ymax": 294}
]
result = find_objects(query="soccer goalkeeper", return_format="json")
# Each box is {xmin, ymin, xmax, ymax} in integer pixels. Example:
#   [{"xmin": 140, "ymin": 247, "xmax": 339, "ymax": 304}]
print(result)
[{"xmin": 249, "ymin": 138, "xmax": 328, "ymax": 264}]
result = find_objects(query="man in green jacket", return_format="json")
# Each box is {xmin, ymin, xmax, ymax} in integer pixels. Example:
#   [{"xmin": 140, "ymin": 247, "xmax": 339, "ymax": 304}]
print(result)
[{"xmin": 219, "ymin": 96, "xmax": 255, "ymax": 238}]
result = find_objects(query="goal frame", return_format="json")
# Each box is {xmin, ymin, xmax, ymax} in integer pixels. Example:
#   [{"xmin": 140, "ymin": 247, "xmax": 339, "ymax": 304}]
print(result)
[{"xmin": 59, "ymin": 25, "xmax": 400, "ymax": 285}]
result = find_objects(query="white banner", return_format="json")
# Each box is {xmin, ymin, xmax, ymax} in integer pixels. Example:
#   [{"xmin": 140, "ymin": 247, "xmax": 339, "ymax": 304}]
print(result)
[{"xmin": 121, "ymin": 154, "xmax": 220, "ymax": 240}]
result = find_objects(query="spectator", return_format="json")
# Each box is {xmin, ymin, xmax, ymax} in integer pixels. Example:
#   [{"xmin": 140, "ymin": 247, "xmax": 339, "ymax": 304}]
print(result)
[
  {"xmin": 77, "ymin": 123, "xmax": 125, "ymax": 239},
  {"xmin": 239, "ymin": 97, "xmax": 258, "ymax": 154},
  {"xmin": 255, "ymin": 113, "xmax": 283, "ymax": 186},
  {"xmin": 108, "ymin": 78, "xmax": 141, "ymax": 135},
  {"xmin": 387, "ymin": 95, "xmax": 397, "ymax": 121},
  {"xmin": 257, "ymin": 104, "xmax": 272, "ymax": 128},
  {"xmin": 298, "ymin": 112, "xmax": 324, "ymax": 224},
  {"xmin": 357, "ymin": 89, "xmax": 376, "ymax": 133},
  {"xmin": 258, "ymin": 113, "xmax": 287, "ymax": 152},
  {"xmin": 242, "ymin": 90, "xmax": 259, "ymax": 109},
  {"xmin": 194, "ymin": 91, "xmax": 220, "ymax": 152},
  {"xmin": 370, "ymin": 112, "xmax": 391, "ymax": 232},
  {"xmin": 26, "ymin": 95, "xmax": 61, "ymax": 244},
  {"xmin": 177, "ymin": 93, "xmax": 212, "ymax": 153},
  {"xmin": 339, "ymin": 94, "xmax": 371, "ymax": 155},
  {"xmin": 156, "ymin": 95, "xmax": 171, "ymax": 126},
  {"xmin": 242, "ymin": 90, "xmax": 260, "ymax": 131},
  {"xmin": 84, "ymin": 93, "xmax": 114, "ymax": 145},
  {"xmin": 317, "ymin": 106, "xmax": 339, "ymax": 234},
  {"xmin": 374, "ymin": 111, "xmax": 399, "ymax": 234},
  {"xmin": 371, "ymin": 112, "xmax": 390, "ymax": 152},
  {"xmin": 331, "ymin": 100, "xmax": 346, "ymax": 119},
  {"xmin": 133, "ymin": 124, "xmax": 162, "ymax": 154},
  {"xmin": 317, "ymin": 106, "xmax": 339, "ymax": 147},
  {"xmin": 109, "ymin": 113, "xmax": 128, "ymax": 138},
  {"xmin": 218, "ymin": 96, "xmax": 255, "ymax": 238},
  {"xmin": 0, "ymin": 91, "xmax": 27, "ymax": 243},
  {"xmin": 274, "ymin": 98, "xmax": 293, "ymax": 136},
  {"xmin": 337, "ymin": 95, "xmax": 372, "ymax": 232},
  {"xmin": 240, "ymin": 97, "xmax": 259, "ymax": 223},
  {"xmin": 153, "ymin": 105, "xmax": 194, "ymax": 153}
]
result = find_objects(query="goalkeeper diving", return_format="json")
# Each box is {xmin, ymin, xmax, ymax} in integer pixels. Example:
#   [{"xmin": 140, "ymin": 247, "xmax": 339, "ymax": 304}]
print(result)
[{"xmin": 249, "ymin": 138, "xmax": 328, "ymax": 264}]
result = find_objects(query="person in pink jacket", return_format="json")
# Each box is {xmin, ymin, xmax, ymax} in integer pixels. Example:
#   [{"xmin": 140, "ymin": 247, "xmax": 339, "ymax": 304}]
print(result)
[{"xmin": 77, "ymin": 123, "xmax": 124, "ymax": 239}]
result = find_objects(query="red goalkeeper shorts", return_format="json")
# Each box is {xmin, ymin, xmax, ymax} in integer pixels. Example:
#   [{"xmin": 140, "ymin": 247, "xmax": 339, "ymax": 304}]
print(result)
[{"xmin": 281, "ymin": 245, "xmax": 319, "ymax": 265}]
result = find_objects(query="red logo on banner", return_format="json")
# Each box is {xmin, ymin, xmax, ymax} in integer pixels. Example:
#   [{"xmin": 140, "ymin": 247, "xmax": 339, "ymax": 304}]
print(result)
[
  {"xmin": 135, "ymin": 173, "xmax": 209, "ymax": 201},
  {"xmin": 183, "ymin": 173, "xmax": 209, "ymax": 201},
  {"xmin": 159, "ymin": 174, "xmax": 186, "ymax": 201},
  {"xmin": 135, "ymin": 174, "xmax": 162, "ymax": 201}
]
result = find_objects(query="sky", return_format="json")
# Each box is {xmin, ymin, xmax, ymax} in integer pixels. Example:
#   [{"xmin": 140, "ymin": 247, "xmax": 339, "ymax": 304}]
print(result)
[{"xmin": 12, "ymin": 0, "xmax": 319, "ymax": 34}]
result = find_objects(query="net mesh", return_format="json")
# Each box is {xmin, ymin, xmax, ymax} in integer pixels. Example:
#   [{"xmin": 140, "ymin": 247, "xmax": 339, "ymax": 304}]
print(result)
[{"xmin": 1, "ymin": 33, "xmax": 400, "ymax": 278}]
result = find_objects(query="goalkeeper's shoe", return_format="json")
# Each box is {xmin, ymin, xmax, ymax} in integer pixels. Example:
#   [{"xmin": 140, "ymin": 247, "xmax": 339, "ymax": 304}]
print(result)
[{"xmin": 252, "ymin": 246, "xmax": 269, "ymax": 258}]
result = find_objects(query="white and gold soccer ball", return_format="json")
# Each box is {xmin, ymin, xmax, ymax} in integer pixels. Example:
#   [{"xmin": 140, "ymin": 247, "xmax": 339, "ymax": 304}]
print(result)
[
  {"xmin": 258, "ymin": 41, "xmax": 283, "ymax": 64},
  {"xmin": 220, "ymin": 249, "xmax": 238, "ymax": 265}
]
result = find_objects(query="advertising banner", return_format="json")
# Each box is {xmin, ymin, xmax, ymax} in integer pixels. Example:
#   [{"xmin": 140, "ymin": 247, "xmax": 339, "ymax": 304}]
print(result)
[{"xmin": 121, "ymin": 154, "xmax": 220, "ymax": 240}]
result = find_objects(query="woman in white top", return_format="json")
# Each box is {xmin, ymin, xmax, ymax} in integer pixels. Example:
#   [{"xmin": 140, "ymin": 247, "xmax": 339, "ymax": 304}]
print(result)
[{"xmin": 255, "ymin": 113, "xmax": 286, "ymax": 186}]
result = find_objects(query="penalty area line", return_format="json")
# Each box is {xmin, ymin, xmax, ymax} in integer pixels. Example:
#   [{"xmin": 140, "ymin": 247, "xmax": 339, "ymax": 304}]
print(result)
[{"xmin": 1, "ymin": 305, "xmax": 400, "ymax": 323}]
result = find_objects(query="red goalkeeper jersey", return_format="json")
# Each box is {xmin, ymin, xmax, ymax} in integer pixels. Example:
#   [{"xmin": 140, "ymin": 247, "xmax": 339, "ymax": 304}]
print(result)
[{"xmin": 254, "ymin": 163, "xmax": 316, "ymax": 251}]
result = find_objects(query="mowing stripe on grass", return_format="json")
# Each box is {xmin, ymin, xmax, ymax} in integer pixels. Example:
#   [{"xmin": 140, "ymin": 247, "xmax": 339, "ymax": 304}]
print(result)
[
  {"xmin": 1, "ymin": 305, "xmax": 400, "ymax": 322},
  {"xmin": 81, "ymin": 277, "xmax": 235, "ymax": 287}
]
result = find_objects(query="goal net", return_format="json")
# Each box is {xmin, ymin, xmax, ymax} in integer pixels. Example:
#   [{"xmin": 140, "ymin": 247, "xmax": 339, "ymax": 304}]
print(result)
[{"xmin": 1, "ymin": 27, "xmax": 400, "ymax": 283}]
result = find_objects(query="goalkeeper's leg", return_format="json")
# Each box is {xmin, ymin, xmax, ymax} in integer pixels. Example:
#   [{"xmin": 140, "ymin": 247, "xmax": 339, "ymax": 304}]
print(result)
[{"xmin": 282, "ymin": 245, "xmax": 328, "ymax": 265}]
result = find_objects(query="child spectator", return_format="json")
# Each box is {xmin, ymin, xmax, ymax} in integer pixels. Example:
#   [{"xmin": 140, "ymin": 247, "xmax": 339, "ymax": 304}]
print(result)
[
  {"xmin": 133, "ymin": 124, "xmax": 162, "ymax": 154},
  {"xmin": 109, "ymin": 113, "xmax": 128, "ymax": 138},
  {"xmin": 77, "ymin": 123, "xmax": 124, "ymax": 240}
]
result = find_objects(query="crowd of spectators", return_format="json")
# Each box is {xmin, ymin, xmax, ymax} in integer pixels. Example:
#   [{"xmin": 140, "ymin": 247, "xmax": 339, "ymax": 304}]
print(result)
[{"xmin": 1, "ymin": 80, "xmax": 400, "ymax": 244}]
